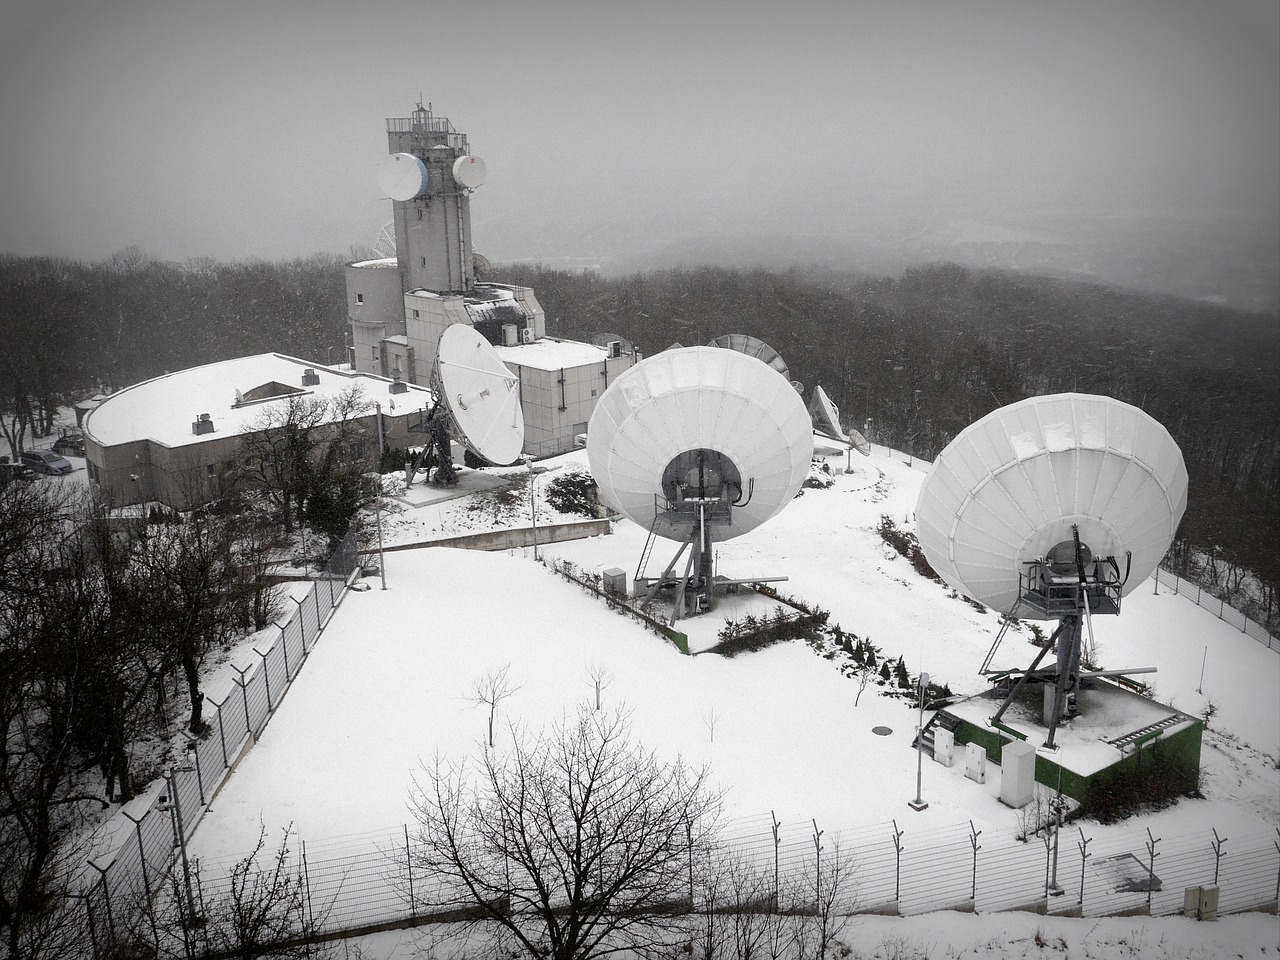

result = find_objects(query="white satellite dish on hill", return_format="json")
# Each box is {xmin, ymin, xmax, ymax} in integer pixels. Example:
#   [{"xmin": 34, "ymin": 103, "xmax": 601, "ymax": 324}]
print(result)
[
  {"xmin": 707, "ymin": 333, "xmax": 791, "ymax": 382},
  {"xmin": 915, "ymin": 393, "xmax": 1187, "ymax": 746},
  {"xmin": 587, "ymin": 346, "xmax": 812, "ymax": 621},
  {"xmin": 412, "ymin": 325, "xmax": 524, "ymax": 485}
]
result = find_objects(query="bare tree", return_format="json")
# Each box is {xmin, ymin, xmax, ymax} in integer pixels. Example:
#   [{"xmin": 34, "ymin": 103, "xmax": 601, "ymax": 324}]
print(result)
[
  {"xmin": 237, "ymin": 386, "xmax": 371, "ymax": 534},
  {"xmin": 409, "ymin": 707, "xmax": 722, "ymax": 960},
  {"xmin": 468, "ymin": 665, "xmax": 522, "ymax": 749},
  {"xmin": 584, "ymin": 663, "xmax": 611, "ymax": 712}
]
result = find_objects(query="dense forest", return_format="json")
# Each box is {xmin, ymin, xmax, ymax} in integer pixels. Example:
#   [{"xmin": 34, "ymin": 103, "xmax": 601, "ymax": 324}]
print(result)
[{"xmin": 1, "ymin": 252, "xmax": 1276, "ymax": 627}]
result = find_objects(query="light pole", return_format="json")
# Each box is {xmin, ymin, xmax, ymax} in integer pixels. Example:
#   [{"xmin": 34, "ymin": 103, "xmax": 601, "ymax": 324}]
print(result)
[
  {"xmin": 909, "ymin": 672, "xmax": 930, "ymax": 811},
  {"xmin": 524, "ymin": 457, "xmax": 540, "ymax": 561},
  {"xmin": 374, "ymin": 479, "xmax": 387, "ymax": 590}
]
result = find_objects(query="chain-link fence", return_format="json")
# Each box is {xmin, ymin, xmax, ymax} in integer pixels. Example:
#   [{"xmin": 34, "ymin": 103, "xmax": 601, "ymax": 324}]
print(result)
[
  {"xmin": 79, "ymin": 528, "xmax": 358, "ymax": 951},
  {"xmin": 151, "ymin": 812, "xmax": 1279, "ymax": 951}
]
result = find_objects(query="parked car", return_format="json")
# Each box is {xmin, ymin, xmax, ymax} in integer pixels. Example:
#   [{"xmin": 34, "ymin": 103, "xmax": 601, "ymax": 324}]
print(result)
[
  {"xmin": 0, "ymin": 459, "xmax": 36, "ymax": 484},
  {"xmin": 21, "ymin": 449, "xmax": 74, "ymax": 476},
  {"xmin": 52, "ymin": 432, "xmax": 85, "ymax": 457}
]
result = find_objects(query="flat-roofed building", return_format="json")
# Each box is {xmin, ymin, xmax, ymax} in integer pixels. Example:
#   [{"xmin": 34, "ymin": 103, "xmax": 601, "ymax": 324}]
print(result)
[{"xmin": 83, "ymin": 354, "xmax": 433, "ymax": 508}]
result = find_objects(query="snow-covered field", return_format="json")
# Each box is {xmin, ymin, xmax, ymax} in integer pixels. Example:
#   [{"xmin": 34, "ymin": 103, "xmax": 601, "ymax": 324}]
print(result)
[{"xmin": 184, "ymin": 445, "xmax": 1279, "ymax": 956}]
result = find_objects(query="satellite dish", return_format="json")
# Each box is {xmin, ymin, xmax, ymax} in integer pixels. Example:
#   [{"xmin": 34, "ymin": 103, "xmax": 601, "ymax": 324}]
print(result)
[
  {"xmin": 373, "ymin": 222, "xmax": 396, "ymax": 258},
  {"xmin": 432, "ymin": 325, "xmax": 524, "ymax": 466},
  {"xmin": 587, "ymin": 346, "xmax": 812, "ymax": 544},
  {"xmin": 452, "ymin": 155, "xmax": 487, "ymax": 189},
  {"xmin": 791, "ymin": 380, "xmax": 804, "ymax": 394},
  {"xmin": 707, "ymin": 333, "xmax": 790, "ymax": 382},
  {"xmin": 808, "ymin": 386, "xmax": 848, "ymax": 442},
  {"xmin": 473, "ymin": 252, "xmax": 492, "ymax": 279},
  {"xmin": 914, "ymin": 393, "xmax": 1188, "ymax": 618},
  {"xmin": 378, "ymin": 153, "xmax": 429, "ymax": 201},
  {"xmin": 847, "ymin": 428, "xmax": 871, "ymax": 457}
]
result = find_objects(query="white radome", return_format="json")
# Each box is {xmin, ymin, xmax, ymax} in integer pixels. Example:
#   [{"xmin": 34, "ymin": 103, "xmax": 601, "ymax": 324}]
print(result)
[
  {"xmin": 914, "ymin": 393, "xmax": 1188, "ymax": 617},
  {"xmin": 587, "ymin": 346, "xmax": 813, "ymax": 542}
]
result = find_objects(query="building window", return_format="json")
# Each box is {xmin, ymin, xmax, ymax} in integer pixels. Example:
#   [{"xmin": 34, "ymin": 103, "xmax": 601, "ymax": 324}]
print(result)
[
  {"xmin": 421, "ymin": 256, "xmax": 427, "ymax": 267},
  {"xmin": 356, "ymin": 293, "xmax": 364, "ymax": 304},
  {"xmin": 372, "ymin": 347, "xmax": 377, "ymax": 360},
  {"xmin": 417, "ymin": 209, "xmax": 423, "ymax": 220}
]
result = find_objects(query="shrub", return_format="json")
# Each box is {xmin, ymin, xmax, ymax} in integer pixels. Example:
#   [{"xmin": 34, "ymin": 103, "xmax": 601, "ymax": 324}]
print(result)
[{"xmin": 545, "ymin": 469, "xmax": 600, "ymax": 518}]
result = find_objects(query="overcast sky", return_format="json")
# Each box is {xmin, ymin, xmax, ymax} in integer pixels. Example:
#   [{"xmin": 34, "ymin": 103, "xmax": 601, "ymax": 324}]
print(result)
[{"xmin": 1, "ymin": 0, "xmax": 1276, "ymax": 267}]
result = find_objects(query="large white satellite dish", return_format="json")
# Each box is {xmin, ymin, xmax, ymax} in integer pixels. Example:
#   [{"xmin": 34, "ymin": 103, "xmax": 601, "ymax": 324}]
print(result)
[
  {"xmin": 452, "ymin": 154, "xmax": 487, "ymax": 189},
  {"xmin": 588, "ymin": 346, "xmax": 812, "ymax": 542},
  {"xmin": 916, "ymin": 393, "xmax": 1187, "ymax": 747},
  {"xmin": 915, "ymin": 393, "xmax": 1187, "ymax": 618},
  {"xmin": 432, "ymin": 324, "xmax": 524, "ymax": 466},
  {"xmin": 378, "ymin": 152, "xmax": 429, "ymax": 201},
  {"xmin": 707, "ymin": 333, "xmax": 790, "ymax": 382},
  {"xmin": 588, "ymin": 346, "xmax": 812, "ymax": 621}
]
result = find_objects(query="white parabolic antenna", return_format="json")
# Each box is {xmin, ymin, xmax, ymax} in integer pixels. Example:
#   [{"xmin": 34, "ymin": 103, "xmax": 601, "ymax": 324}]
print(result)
[
  {"xmin": 809, "ymin": 385, "xmax": 848, "ymax": 442},
  {"xmin": 914, "ymin": 393, "xmax": 1188, "ymax": 618},
  {"xmin": 433, "ymin": 324, "xmax": 524, "ymax": 466},
  {"xmin": 452, "ymin": 155, "xmax": 487, "ymax": 189},
  {"xmin": 378, "ymin": 152, "xmax": 429, "ymax": 201},
  {"xmin": 707, "ymin": 333, "xmax": 790, "ymax": 382},
  {"xmin": 587, "ymin": 346, "xmax": 813, "ymax": 541}
]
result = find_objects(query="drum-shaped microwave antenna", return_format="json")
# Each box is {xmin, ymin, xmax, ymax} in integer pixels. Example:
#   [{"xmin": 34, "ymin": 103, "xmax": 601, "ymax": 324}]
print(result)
[
  {"xmin": 914, "ymin": 393, "xmax": 1187, "ymax": 618},
  {"xmin": 707, "ymin": 333, "xmax": 790, "ymax": 382},
  {"xmin": 452, "ymin": 154, "xmax": 487, "ymax": 189},
  {"xmin": 432, "ymin": 324, "xmax": 524, "ymax": 466},
  {"xmin": 378, "ymin": 153, "xmax": 429, "ymax": 201},
  {"xmin": 587, "ymin": 346, "xmax": 812, "ymax": 542}
]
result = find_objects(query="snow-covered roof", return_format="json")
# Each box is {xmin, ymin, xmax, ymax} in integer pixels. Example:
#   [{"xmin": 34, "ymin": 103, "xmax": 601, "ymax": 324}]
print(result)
[
  {"xmin": 348, "ymin": 257, "xmax": 397, "ymax": 269},
  {"xmin": 493, "ymin": 337, "xmax": 611, "ymax": 372},
  {"xmin": 84, "ymin": 354, "xmax": 432, "ymax": 449}
]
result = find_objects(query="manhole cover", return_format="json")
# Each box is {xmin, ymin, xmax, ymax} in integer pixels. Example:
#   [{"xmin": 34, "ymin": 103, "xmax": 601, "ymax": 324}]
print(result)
[{"xmin": 872, "ymin": 726, "xmax": 893, "ymax": 736}]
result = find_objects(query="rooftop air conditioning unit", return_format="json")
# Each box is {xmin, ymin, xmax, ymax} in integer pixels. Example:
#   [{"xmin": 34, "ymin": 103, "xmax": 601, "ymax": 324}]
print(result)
[
  {"xmin": 389, "ymin": 377, "xmax": 409, "ymax": 395},
  {"xmin": 192, "ymin": 413, "xmax": 215, "ymax": 435},
  {"xmin": 607, "ymin": 340, "xmax": 622, "ymax": 359},
  {"xmin": 302, "ymin": 368, "xmax": 320, "ymax": 386},
  {"xmin": 521, "ymin": 328, "xmax": 534, "ymax": 344},
  {"xmin": 502, "ymin": 323, "xmax": 518, "ymax": 346}
]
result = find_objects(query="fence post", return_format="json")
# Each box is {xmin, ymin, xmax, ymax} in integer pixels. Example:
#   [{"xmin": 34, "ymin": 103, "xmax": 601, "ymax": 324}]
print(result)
[
  {"xmin": 313, "ymin": 584, "xmax": 322, "ymax": 629},
  {"xmin": 1145, "ymin": 828, "xmax": 1161, "ymax": 912},
  {"xmin": 213, "ymin": 696, "xmax": 228, "ymax": 767},
  {"xmin": 405, "ymin": 823, "xmax": 417, "ymax": 919},
  {"xmin": 233, "ymin": 664, "xmax": 254, "ymax": 742},
  {"xmin": 771, "ymin": 811, "xmax": 781, "ymax": 913},
  {"xmin": 294, "ymin": 596, "xmax": 307, "ymax": 651},
  {"xmin": 969, "ymin": 820, "xmax": 982, "ymax": 904},
  {"xmin": 255, "ymin": 646, "xmax": 273, "ymax": 709},
  {"xmin": 1076, "ymin": 828, "xmax": 1092, "ymax": 908},
  {"xmin": 279, "ymin": 622, "xmax": 292, "ymax": 679},
  {"xmin": 1211, "ymin": 829, "xmax": 1228, "ymax": 886},
  {"xmin": 87, "ymin": 858, "xmax": 116, "ymax": 946},
  {"xmin": 892, "ymin": 819, "xmax": 904, "ymax": 905}
]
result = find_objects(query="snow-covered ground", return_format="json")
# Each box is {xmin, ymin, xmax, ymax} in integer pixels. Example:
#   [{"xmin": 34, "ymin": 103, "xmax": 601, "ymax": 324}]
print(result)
[{"xmin": 168, "ymin": 445, "xmax": 1280, "ymax": 956}]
